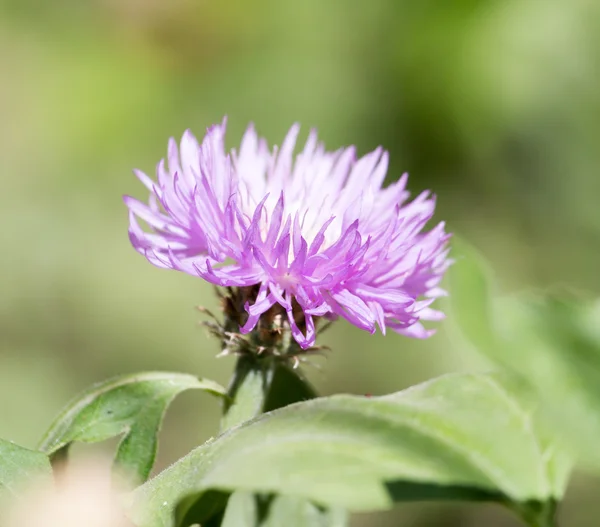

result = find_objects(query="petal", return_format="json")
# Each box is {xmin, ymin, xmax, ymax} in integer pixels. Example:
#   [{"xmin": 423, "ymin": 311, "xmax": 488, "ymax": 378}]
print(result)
[
  {"xmin": 327, "ymin": 290, "xmax": 376, "ymax": 333},
  {"xmin": 240, "ymin": 284, "xmax": 277, "ymax": 334}
]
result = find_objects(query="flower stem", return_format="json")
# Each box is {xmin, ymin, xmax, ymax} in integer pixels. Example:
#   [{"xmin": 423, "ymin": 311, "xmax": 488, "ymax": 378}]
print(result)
[
  {"xmin": 220, "ymin": 355, "xmax": 275, "ymax": 432},
  {"xmin": 217, "ymin": 352, "xmax": 320, "ymax": 523},
  {"xmin": 514, "ymin": 500, "xmax": 558, "ymax": 527}
]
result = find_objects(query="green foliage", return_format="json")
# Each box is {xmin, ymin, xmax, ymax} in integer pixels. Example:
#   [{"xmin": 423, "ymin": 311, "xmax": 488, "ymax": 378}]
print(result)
[
  {"xmin": 38, "ymin": 372, "xmax": 226, "ymax": 484},
  {"xmin": 215, "ymin": 492, "xmax": 347, "ymax": 527},
  {"xmin": 0, "ymin": 438, "xmax": 52, "ymax": 500},
  {"xmin": 176, "ymin": 490, "xmax": 229, "ymax": 526},
  {"xmin": 260, "ymin": 496, "xmax": 348, "ymax": 527},
  {"xmin": 221, "ymin": 358, "xmax": 317, "ymax": 432},
  {"xmin": 447, "ymin": 237, "xmax": 498, "ymax": 354},
  {"xmin": 220, "ymin": 358, "xmax": 272, "ymax": 432},
  {"xmin": 495, "ymin": 295, "xmax": 600, "ymax": 471},
  {"xmin": 128, "ymin": 372, "xmax": 567, "ymax": 527},
  {"xmin": 220, "ymin": 492, "xmax": 258, "ymax": 527},
  {"xmin": 449, "ymin": 238, "xmax": 600, "ymax": 471},
  {"xmin": 263, "ymin": 363, "xmax": 317, "ymax": 413},
  {"xmin": 217, "ymin": 359, "xmax": 320, "ymax": 524}
]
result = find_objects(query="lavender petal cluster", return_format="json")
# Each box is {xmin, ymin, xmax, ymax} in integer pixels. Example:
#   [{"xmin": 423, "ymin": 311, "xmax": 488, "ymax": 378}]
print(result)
[{"xmin": 124, "ymin": 119, "xmax": 451, "ymax": 349}]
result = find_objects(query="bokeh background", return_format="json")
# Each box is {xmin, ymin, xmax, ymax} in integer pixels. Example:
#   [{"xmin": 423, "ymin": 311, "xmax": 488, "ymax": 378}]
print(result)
[{"xmin": 1, "ymin": 1, "xmax": 599, "ymax": 525}]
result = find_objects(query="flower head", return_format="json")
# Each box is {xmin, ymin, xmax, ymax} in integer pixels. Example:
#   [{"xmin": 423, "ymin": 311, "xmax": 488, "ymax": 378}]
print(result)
[{"xmin": 124, "ymin": 119, "xmax": 450, "ymax": 349}]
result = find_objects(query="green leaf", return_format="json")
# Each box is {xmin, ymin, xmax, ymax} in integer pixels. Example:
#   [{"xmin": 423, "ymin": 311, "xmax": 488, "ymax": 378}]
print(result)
[
  {"xmin": 448, "ymin": 239, "xmax": 598, "ymax": 472},
  {"xmin": 175, "ymin": 490, "xmax": 229, "ymax": 527},
  {"xmin": 128, "ymin": 372, "xmax": 567, "ymax": 527},
  {"xmin": 212, "ymin": 492, "xmax": 347, "ymax": 527},
  {"xmin": 263, "ymin": 363, "xmax": 317, "ymax": 413},
  {"xmin": 38, "ymin": 372, "xmax": 226, "ymax": 484},
  {"xmin": 447, "ymin": 236, "xmax": 498, "ymax": 354},
  {"xmin": 493, "ymin": 295, "xmax": 600, "ymax": 470},
  {"xmin": 221, "ymin": 491, "xmax": 258, "ymax": 527},
  {"xmin": 0, "ymin": 438, "xmax": 52, "ymax": 500},
  {"xmin": 261, "ymin": 496, "xmax": 348, "ymax": 527}
]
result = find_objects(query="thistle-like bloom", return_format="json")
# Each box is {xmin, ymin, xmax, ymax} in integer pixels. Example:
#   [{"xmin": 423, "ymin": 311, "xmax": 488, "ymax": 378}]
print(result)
[{"xmin": 124, "ymin": 119, "xmax": 450, "ymax": 349}]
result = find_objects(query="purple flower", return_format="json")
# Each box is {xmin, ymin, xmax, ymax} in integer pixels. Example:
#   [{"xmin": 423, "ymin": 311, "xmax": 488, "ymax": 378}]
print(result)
[{"xmin": 124, "ymin": 119, "xmax": 451, "ymax": 349}]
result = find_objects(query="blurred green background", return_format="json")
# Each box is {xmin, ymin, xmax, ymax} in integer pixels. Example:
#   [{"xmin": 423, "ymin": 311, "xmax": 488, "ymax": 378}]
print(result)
[{"xmin": 1, "ymin": 0, "xmax": 599, "ymax": 525}]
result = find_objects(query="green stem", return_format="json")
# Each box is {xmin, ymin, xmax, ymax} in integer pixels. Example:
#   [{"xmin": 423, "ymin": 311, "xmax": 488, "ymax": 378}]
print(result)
[
  {"xmin": 514, "ymin": 500, "xmax": 558, "ymax": 527},
  {"xmin": 220, "ymin": 356, "xmax": 275, "ymax": 432},
  {"xmin": 217, "ymin": 357, "xmax": 281, "ymax": 525},
  {"xmin": 217, "ymin": 355, "xmax": 321, "ymax": 525}
]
